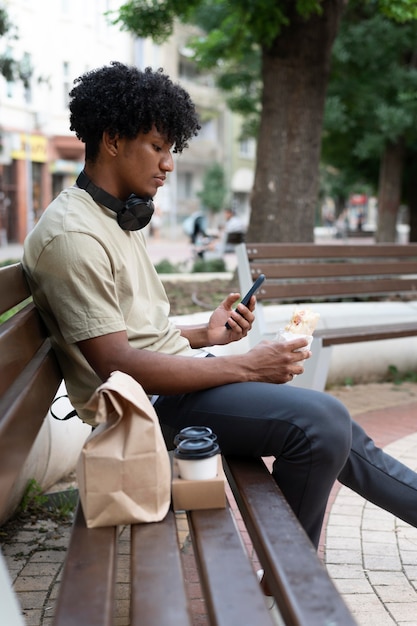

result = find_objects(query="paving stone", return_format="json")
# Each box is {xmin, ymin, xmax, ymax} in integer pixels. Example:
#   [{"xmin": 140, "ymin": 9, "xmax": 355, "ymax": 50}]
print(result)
[
  {"xmin": 22, "ymin": 609, "xmax": 43, "ymax": 625},
  {"xmin": 30, "ymin": 550, "xmax": 67, "ymax": 563},
  {"xmin": 17, "ymin": 590, "xmax": 47, "ymax": 610},
  {"xmin": 20, "ymin": 563, "xmax": 61, "ymax": 577},
  {"xmin": 14, "ymin": 575, "xmax": 55, "ymax": 592},
  {"xmin": 333, "ymin": 577, "xmax": 373, "ymax": 594},
  {"xmin": 386, "ymin": 601, "xmax": 417, "ymax": 622},
  {"xmin": 367, "ymin": 571, "xmax": 410, "ymax": 586},
  {"xmin": 375, "ymin": 584, "xmax": 417, "ymax": 603},
  {"xmin": 326, "ymin": 536, "xmax": 362, "ymax": 551},
  {"xmin": 361, "ymin": 530, "xmax": 398, "ymax": 545}
]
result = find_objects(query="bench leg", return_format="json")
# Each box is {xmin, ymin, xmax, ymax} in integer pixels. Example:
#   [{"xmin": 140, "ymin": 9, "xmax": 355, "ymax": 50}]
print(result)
[
  {"xmin": 0, "ymin": 549, "xmax": 25, "ymax": 626},
  {"xmin": 290, "ymin": 337, "xmax": 333, "ymax": 392},
  {"xmin": 236, "ymin": 243, "xmax": 267, "ymax": 348}
]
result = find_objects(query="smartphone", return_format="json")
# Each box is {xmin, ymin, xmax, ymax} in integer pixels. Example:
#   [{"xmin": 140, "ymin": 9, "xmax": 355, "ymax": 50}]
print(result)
[{"xmin": 225, "ymin": 273, "xmax": 266, "ymax": 329}]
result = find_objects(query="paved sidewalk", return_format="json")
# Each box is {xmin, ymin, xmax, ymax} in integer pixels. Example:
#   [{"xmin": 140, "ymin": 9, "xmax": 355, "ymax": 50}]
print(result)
[{"xmin": 322, "ymin": 384, "xmax": 417, "ymax": 626}]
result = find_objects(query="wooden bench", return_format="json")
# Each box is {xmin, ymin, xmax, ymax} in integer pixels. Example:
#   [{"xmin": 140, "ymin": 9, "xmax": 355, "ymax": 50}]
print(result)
[
  {"xmin": 236, "ymin": 242, "xmax": 417, "ymax": 390},
  {"xmin": 0, "ymin": 261, "xmax": 356, "ymax": 626}
]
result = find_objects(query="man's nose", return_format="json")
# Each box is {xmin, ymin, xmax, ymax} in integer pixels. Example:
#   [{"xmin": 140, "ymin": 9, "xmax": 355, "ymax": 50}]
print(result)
[{"xmin": 161, "ymin": 153, "xmax": 174, "ymax": 172}]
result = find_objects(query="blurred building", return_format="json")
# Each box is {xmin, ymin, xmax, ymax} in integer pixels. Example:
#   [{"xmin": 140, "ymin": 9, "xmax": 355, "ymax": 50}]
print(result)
[{"xmin": 0, "ymin": 1, "xmax": 255, "ymax": 244}]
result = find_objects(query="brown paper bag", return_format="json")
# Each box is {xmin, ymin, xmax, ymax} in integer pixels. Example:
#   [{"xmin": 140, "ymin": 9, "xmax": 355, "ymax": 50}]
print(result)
[{"xmin": 76, "ymin": 370, "xmax": 171, "ymax": 528}]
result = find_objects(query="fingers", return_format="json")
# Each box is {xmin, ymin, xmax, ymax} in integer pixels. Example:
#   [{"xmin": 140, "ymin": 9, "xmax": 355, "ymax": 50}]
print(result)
[
  {"xmin": 226, "ymin": 305, "xmax": 254, "ymax": 333},
  {"xmin": 251, "ymin": 339, "xmax": 310, "ymax": 382},
  {"xmin": 225, "ymin": 310, "xmax": 253, "ymax": 336}
]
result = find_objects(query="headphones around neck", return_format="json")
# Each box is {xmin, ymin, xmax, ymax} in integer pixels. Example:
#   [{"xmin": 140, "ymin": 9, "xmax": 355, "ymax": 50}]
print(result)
[{"xmin": 76, "ymin": 170, "xmax": 155, "ymax": 231}]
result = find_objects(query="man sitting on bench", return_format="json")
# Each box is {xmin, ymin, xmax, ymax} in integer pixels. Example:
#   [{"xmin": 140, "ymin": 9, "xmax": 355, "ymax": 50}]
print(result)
[{"xmin": 23, "ymin": 62, "xmax": 417, "ymax": 556}]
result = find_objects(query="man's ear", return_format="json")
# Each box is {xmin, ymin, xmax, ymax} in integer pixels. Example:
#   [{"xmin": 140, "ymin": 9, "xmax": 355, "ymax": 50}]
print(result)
[{"xmin": 102, "ymin": 130, "xmax": 118, "ymax": 157}]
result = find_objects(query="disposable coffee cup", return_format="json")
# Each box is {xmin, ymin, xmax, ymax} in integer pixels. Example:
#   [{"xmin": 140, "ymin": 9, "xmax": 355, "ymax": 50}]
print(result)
[
  {"xmin": 173, "ymin": 426, "xmax": 217, "ymax": 448},
  {"xmin": 174, "ymin": 437, "xmax": 220, "ymax": 480}
]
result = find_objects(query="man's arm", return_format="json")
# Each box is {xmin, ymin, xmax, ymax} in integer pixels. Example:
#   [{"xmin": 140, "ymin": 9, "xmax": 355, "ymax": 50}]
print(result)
[{"xmin": 77, "ymin": 329, "xmax": 311, "ymax": 396}]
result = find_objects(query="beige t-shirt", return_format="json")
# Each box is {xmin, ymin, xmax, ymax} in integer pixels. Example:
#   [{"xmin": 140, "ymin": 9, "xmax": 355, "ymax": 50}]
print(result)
[{"xmin": 23, "ymin": 187, "xmax": 194, "ymax": 424}]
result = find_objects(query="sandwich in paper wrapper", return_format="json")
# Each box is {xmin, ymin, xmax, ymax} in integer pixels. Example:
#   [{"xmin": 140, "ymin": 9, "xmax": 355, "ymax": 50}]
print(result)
[{"xmin": 275, "ymin": 307, "xmax": 320, "ymax": 356}]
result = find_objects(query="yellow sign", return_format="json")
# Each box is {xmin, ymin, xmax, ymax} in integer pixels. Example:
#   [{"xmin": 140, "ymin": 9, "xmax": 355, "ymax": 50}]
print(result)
[{"xmin": 11, "ymin": 133, "xmax": 47, "ymax": 163}]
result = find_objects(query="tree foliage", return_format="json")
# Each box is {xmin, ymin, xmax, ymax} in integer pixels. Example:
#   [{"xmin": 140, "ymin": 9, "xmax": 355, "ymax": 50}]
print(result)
[
  {"xmin": 114, "ymin": 0, "xmax": 341, "ymax": 242},
  {"xmin": 197, "ymin": 162, "xmax": 227, "ymax": 214},
  {"xmin": 326, "ymin": 5, "xmax": 417, "ymax": 161},
  {"xmin": 112, "ymin": 0, "xmax": 324, "ymax": 140},
  {"xmin": 114, "ymin": 0, "xmax": 417, "ymax": 242},
  {"xmin": 379, "ymin": 0, "xmax": 417, "ymax": 22},
  {"xmin": 323, "ymin": 1, "xmax": 417, "ymax": 239},
  {"xmin": 113, "ymin": 0, "xmax": 324, "ymax": 48},
  {"xmin": 0, "ymin": 4, "xmax": 32, "ymax": 86}
]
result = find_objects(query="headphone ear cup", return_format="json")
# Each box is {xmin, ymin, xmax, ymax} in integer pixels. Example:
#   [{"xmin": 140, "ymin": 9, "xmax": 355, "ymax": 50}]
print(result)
[
  {"xmin": 76, "ymin": 171, "xmax": 155, "ymax": 231},
  {"xmin": 117, "ymin": 196, "xmax": 155, "ymax": 231}
]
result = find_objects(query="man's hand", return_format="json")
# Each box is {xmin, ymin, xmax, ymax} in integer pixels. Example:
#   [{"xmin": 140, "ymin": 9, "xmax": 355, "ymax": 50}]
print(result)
[
  {"xmin": 206, "ymin": 292, "xmax": 255, "ymax": 345},
  {"xmin": 246, "ymin": 337, "xmax": 312, "ymax": 384}
]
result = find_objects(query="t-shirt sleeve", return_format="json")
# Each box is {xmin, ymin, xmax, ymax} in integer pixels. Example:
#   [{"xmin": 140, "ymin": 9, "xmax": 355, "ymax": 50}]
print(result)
[{"xmin": 33, "ymin": 232, "xmax": 126, "ymax": 343}]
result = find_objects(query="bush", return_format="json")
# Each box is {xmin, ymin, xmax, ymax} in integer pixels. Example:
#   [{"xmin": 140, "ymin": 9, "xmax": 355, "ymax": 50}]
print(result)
[
  {"xmin": 0, "ymin": 258, "xmax": 20, "ymax": 268},
  {"xmin": 192, "ymin": 257, "xmax": 227, "ymax": 273},
  {"xmin": 154, "ymin": 258, "xmax": 182, "ymax": 274}
]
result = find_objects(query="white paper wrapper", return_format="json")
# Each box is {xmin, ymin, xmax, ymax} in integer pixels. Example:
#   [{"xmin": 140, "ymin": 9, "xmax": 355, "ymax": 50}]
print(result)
[
  {"xmin": 275, "ymin": 329, "xmax": 313, "ymax": 350},
  {"xmin": 274, "ymin": 329, "xmax": 313, "ymax": 379}
]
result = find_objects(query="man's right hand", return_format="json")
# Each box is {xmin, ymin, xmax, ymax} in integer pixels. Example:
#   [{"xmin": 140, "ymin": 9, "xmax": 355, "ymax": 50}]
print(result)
[{"xmin": 246, "ymin": 337, "xmax": 311, "ymax": 384}]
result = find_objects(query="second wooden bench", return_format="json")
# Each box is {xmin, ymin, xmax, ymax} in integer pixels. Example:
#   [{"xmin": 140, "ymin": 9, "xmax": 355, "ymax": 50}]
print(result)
[{"xmin": 236, "ymin": 242, "xmax": 417, "ymax": 390}]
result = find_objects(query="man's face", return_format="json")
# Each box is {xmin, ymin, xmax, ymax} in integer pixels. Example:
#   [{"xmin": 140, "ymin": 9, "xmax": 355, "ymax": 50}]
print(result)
[{"xmin": 115, "ymin": 127, "xmax": 174, "ymax": 199}]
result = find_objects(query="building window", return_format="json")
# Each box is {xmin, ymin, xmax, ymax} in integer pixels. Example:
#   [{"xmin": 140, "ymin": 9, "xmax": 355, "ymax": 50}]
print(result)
[
  {"xmin": 239, "ymin": 138, "xmax": 256, "ymax": 159},
  {"xmin": 179, "ymin": 57, "xmax": 199, "ymax": 82},
  {"xmin": 22, "ymin": 52, "xmax": 32, "ymax": 104},
  {"xmin": 63, "ymin": 61, "xmax": 70, "ymax": 108},
  {"xmin": 198, "ymin": 118, "xmax": 217, "ymax": 142},
  {"xmin": 178, "ymin": 172, "xmax": 193, "ymax": 199}
]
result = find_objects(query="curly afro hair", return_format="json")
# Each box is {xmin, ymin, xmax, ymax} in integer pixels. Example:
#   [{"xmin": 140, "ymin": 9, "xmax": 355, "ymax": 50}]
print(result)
[{"xmin": 69, "ymin": 61, "xmax": 201, "ymax": 162}]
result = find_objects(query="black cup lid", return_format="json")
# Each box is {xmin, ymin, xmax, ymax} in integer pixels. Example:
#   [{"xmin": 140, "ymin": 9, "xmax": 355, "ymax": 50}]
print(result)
[
  {"xmin": 173, "ymin": 437, "xmax": 220, "ymax": 460},
  {"xmin": 173, "ymin": 426, "xmax": 217, "ymax": 447}
]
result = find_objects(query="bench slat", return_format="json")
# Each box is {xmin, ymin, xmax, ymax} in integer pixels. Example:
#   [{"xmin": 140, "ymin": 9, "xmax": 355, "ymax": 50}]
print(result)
[
  {"xmin": 246, "ymin": 242, "xmax": 417, "ymax": 259},
  {"xmin": 250, "ymin": 260, "xmax": 417, "ymax": 279},
  {"xmin": 0, "ymin": 303, "xmax": 47, "ymax": 397},
  {"xmin": 260, "ymin": 277, "xmax": 417, "ymax": 301},
  {"xmin": 188, "ymin": 506, "xmax": 272, "ymax": 626},
  {"xmin": 53, "ymin": 503, "xmax": 117, "ymax": 626},
  {"xmin": 316, "ymin": 321, "xmax": 417, "ymax": 346},
  {"xmin": 0, "ymin": 263, "xmax": 31, "ymax": 315},
  {"xmin": 0, "ymin": 340, "xmax": 61, "ymax": 518},
  {"xmin": 224, "ymin": 457, "xmax": 356, "ymax": 626},
  {"xmin": 130, "ymin": 511, "xmax": 193, "ymax": 626}
]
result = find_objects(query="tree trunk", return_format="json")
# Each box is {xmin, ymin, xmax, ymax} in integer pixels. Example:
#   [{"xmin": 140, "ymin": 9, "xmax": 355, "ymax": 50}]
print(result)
[
  {"xmin": 248, "ymin": 0, "xmax": 345, "ymax": 243},
  {"xmin": 406, "ymin": 152, "xmax": 417, "ymax": 243},
  {"xmin": 376, "ymin": 139, "xmax": 405, "ymax": 243}
]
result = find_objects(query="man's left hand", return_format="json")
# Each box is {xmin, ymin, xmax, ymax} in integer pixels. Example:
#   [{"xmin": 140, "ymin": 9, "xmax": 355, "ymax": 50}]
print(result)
[{"xmin": 207, "ymin": 292, "xmax": 255, "ymax": 345}]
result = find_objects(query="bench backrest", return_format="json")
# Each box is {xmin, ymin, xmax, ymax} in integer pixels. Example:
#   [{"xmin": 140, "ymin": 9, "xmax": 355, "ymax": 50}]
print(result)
[
  {"xmin": 0, "ymin": 262, "xmax": 62, "ymax": 520},
  {"xmin": 237, "ymin": 242, "xmax": 417, "ymax": 302}
]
